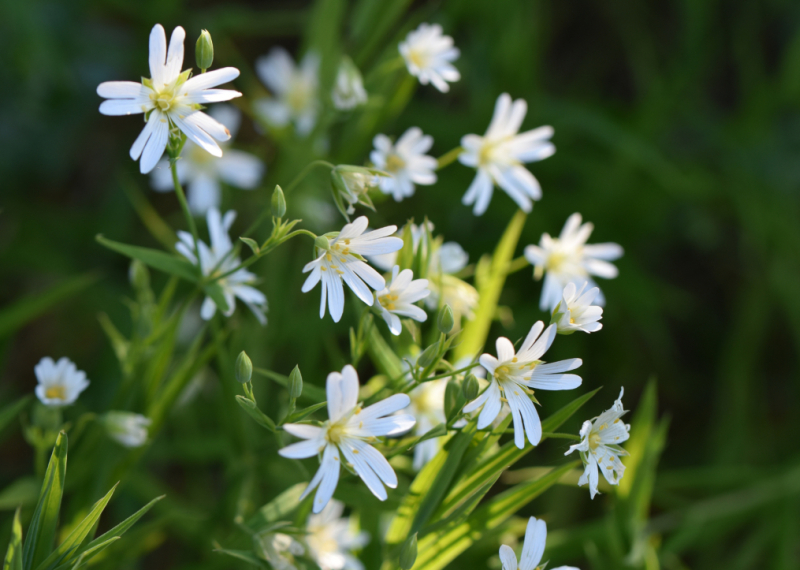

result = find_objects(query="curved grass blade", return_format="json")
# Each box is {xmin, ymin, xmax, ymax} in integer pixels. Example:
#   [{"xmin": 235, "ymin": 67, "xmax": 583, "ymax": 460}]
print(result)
[{"xmin": 3, "ymin": 508, "xmax": 23, "ymax": 570}]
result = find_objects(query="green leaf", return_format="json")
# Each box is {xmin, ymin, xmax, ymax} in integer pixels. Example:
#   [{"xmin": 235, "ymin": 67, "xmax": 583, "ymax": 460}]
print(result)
[
  {"xmin": 23, "ymin": 432, "xmax": 68, "ymax": 570},
  {"xmin": 245, "ymin": 483, "xmax": 307, "ymax": 532},
  {"xmin": 0, "ymin": 478, "xmax": 39, "ymax": 511},
  {"xmin": 54, "ymin": 536, "xmax": 120, "ymax": 570},
  {"xmin": 283, "ymin": 401, "xmax": 328, "ymax": 424},
  {"xmin": 455, "ymin": 210, "xmax": 526, "ymax": 361},
  {"xmin": 253, "ymin": 368, "xmax": 326, "ymax": 403},
  {"xmin": 203, "ymin": 282, "xmax": 230, "ymax": 314},
  {"xmin": 34, "ymin": 484, "xmax": 118, "ymax": 570},
  {"xmin": 96, "ymin": 235, "xmax": 198, "ymax": 282},
  {"xmin": 366, "ymin": 326, "xmax": 405, "ymax": 380},
  {"xmin": 3, "ymin": 508, "xmax": 23, "ymax": 570},
  {"xmin": 235, "ymin": 396, "xmax": 276, "ymax": 433},
  {"xmin": 240, "ymin": 237, "xmax": 260, "ymax": 255},
  {"xmin": 0, "ymin": 397, "xmax": 31, "ymax": 434},
  {"xmin": 214, "ymin": 548, "xmax": 265, "ymax": 568}
]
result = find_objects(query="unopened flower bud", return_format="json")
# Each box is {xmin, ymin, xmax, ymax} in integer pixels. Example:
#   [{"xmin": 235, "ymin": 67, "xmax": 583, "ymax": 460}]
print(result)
[
  {"xmin": 288, "ymin": 365, "xmax": 303, "ymax": 399},
  {"xmin": 129, "ymin": 260, "xmax": 150, "ymax": 291},
  {"xmin": 315, "ymin": 235, "xmax": 331, "ymax": 251},
  {"xmin": 437, "ymin": 304, "xmax": 454, "ymax": 334},
  {"xmin": 195, "ymin": 30, "xmax": 214, "ymax": 72},
  {"xmin": 462, "ymin": 373, "xmax": 479, "ymax": 401},
  {"xmin": 271, "ymin": 185, "xmax": 286, "ymax": 218},
  {"xmin": 236, "ymin": 351, "xmax": 253, "ymax": 384},
  {"xmin": 417, "ymin": 342, "xmax": 440, "ymax": 369},
  {"xmin": 399, "ymin": 533, "xmax": 418, "ymax": 570},
  {"xmin": 444, "ymin": 379, "xmax": 461, "ymax": 421}
]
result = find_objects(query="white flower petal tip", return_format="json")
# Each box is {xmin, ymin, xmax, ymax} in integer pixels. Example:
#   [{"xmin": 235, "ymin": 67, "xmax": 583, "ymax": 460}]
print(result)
[
  {"xmin": 280, "ymin": 365, "xmax": 414, "ymax": 513},
  {"xmin": 34, "ymin": 356, "xmax": 90, "ymax": 407},
  {"xmin": 400, "ymin": 23, "xmax": 460, "ymax": 93},
  {"xmin": 459, "ymin": 93, "xmax": 554, "ymax": 215},
  {"xmin": 371, "ymin": 127, "xmax": 438, "ymax": 202},
  {"xmin": 499, "ymin": 517, "xmax": 574, "ymax": 570}
]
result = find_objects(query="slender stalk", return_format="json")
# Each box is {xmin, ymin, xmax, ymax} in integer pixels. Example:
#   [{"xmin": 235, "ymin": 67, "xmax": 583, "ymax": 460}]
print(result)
[
  {"xmin": 506, "ymin": 255, "xmax": 530, "ymax": 276},
  {"xmin": 436, "ymin": 146, "xmax": 463, "ymax": 170},
  {"xmin": 170, "ymin": 158, "xmax": 202, "ymax": 271},
  {"xmin": 542, "ymin": 432, "xmax": 582, "ymax": 441},
  {"xmin": 285, "ymin": 160, "xmax": 335, "ymax": 194}
]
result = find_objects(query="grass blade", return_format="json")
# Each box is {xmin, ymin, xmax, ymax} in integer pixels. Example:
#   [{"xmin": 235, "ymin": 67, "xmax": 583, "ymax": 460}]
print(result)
[{"xmin": 3, "ymin": 508, "xmax": 23, "ymax": 570}]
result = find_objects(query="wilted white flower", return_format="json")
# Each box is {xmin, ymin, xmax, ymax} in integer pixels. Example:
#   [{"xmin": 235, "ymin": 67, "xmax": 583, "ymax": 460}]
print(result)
[
  {"xmin": 460, "ymin": 93, "xmax": 554, "ymax": 215},
  {"xmin": 565, "ymin": 388, "xmax": 630, "ymax": 499},
  {"xmin": 279, "ymin": 365, "xmax": 415, "ymax": 513},
  {"xmin": 524, "ymin": 213, "xmax": 623, "ymax": 311},
  {"xmin": 104, "ymin": 411, "xmax": 151, "ymax": 447},
  {"xmin": 553, "ymin": 282, "xmax": 603, "ymax": 334},
  {"xmin": 256, "ymin": 48, "xmax": 319, "ymax": 136},
  {"xmin": 255, "ymin": 532, "xmax": 304, "ymax": 570},
  {"xmin": 302, "ymin": 217, "xmax": 403, "ymax": 322},
  {"xmin": 370, "ymin": 128, "xmax": 437, "ymax": 202},
  {"xmin": 176, "ymin": 208, "xmax": 267, "ymax": 324},
  {"xmin": 375, "ymin": 266, "xmax": 430, "ymax": 335},
  {"xmin": 150, "ymin": 105, "xmax": 264, "ymax": 215},
  {"xmin": 306, "ymin": 500, "xmax": 370, "ymax": 570},
  {"xmin": 332, "ymin": 57, "xmax": 367, "ymax": 110},
  {"xmin": 34, "ymin": 357, "xmax": 89, "ymax": 407},
  {"xmin": 464, "ymin": 322, "xmax": 582, "ymax": 448},
  {"xmin": 399, "ymin": 23, "xmax": 460, "ymax": 93},
  {"xmin": 97, "ymin": 24, "xmax": 241, "ymax": 173},
  {"xmin": 499, "ymin": 517, "xmax": 579, "ymax": 570}
]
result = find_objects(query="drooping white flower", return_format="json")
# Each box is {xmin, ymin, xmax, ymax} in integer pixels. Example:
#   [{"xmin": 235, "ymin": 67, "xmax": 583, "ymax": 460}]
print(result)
[
  {"xmin": 565, "ymin": 388, "xmax": 630, "ymax": 499},
  {"xmin": 332, "ymin": 58, "xmax": 367, "ymax": 111},
  {"xmin": 302, "ymin": 217, "xmax": 403, "ymax": 322},
  {"xmin": 330, "ymin": 166, "xmax": 379, "ymax": 217},
  {"xmin": 97, "ymin": 24, "xmax": 241, "ymax": 174},
  {"xmin": 150, "ymin": 105, "xmax": 264, "ymax": 215},
  {"xmin": 370, "ymin": 128, "xmax": 437, "ymax": 201},
  {"xmin": 459, "ymin": 93, "xmax": 554, "ymax": 215},
  {"xmin": 499, "ymin": 517, "xmax": 579, "ymax": 570},
  {"xmin": 375, "ymin": 266, "xmax": 430, "ymax": 335},
  {"xmin": 176, "ymin": 208, "xmax": 267, "ymax": 324},
  {"xmin": 306, "ymin": 500, "xmax": 370, "ymax": 570},
  {"xmin": 524, "ymin": 213, "xmax": 623, "ymax": 311},
  {"xmin": 464, "ymin": 322, "xmax": 582, "ymax": 448},
  {"xmin": 553, "ymin": 282, "xmax": 603, "ymax": 334},
  {"xmin": 104, "ymin": 411, "xmax": 151, "ymax": 447},
  {"xmin": 399, "ymin": 23, "xmax": 460, "ymax": 93},
  {"xmin": 255, "ymin": 48, "xmax": 320, "ymax": 136},
  {"xmin": 279, "ymin": 365, "xmax": 415, "ymax": 513},
  {"xmin": 407, "ymin": 378, "xmax": 447, "ymax": 470},
  {"xmin": 34, "ymin": 357, "xmax": 89, "ymax": 407}
]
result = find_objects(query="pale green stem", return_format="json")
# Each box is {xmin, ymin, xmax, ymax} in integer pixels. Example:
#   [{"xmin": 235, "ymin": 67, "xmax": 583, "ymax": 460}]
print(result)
[
  {"xmin": 436, "ymin": 146, "xmax": 463, "ymax": 170},
  {"xmin": 506, "ymin": 255, "xmax": 531, "ymax": 275},
  {"xmin": 170, "ymin": 158, "xmax": 202, "ymax": 272}
]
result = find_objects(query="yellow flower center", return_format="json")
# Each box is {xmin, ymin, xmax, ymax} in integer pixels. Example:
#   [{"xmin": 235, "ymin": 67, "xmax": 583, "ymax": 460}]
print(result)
[
  {"xmin": 325, "ymin": 421, "xmax": 347, "ymax": 445},
  {"xmin": 589, "ymin": 432, "xmax": 602, "ymax": 451},
  {"xmin": 408, "ymin": 48, "xmax": 429, "ymax": 69},
  {"xmin": 45, "ymin": 385, "xmax": 67, "ymax": 401},
  {"xmin": 379, "ymin": 293, "xmax": 398, "ymax": 311},
  {"xmin": 385, "ymin": 153, "xmax": 406, "ymax": 173},
  {"xmin": 150, "ymin": 84, "xmax": 179, "ymax": 112},
  {"xmin": 287, "ymin": 82, "xmax": 312, "ymax": 112}
]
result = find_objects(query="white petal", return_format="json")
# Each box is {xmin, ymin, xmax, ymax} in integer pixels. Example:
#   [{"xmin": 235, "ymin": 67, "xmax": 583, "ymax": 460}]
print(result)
[
  {"xmin": 495, "ymin": 337, "xmax": 516, "ymax": 362},
  {"xmin": 183, "ymin": 67, "xmax": 241, "ymax": 92},
  {"xmin": 519, "ymin": 518, "xmax": 546, "ymax": 570},
  {"xmin": 283, "ymin": 423, "xmax": 324, "ymax": 439},
  {"xmin": 499, "ymin": 545, "xmax": 517, "ymax": 570},
  {"xmin": 476, "ymin": 381, "xmax": 502, "ymax": 429},
  {"xmin": 279, "ymin": 438, "xmax": 324, "ymax": 459},
  {"xmin": 311, "ymin": 445, "xmax": 341, "ymax": 513},
  {"xmin": 140, "ymin": 116, "xmax": 170, "ymax": 174},
  {"xmin": 340, "ymin": 441, "xmax": 386, "ymax": 501},
  {"xmin": 148, "ymin": 24, "xmax": 168, "ymax": 87},
  {"xmin": 327, "ymin": 365, "xmax": 359, "ymax": 423}
]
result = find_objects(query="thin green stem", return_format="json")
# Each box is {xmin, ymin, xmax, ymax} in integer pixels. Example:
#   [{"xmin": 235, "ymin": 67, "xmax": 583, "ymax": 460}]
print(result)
[
  {"xmin": 436, "ymin": 147, "xmax": 463, "ymax": 170},
  {"xmin": 506, "ymin": 255, "xmax": 530, "ymax": 276},
  {"xmin": 542, "ymin": 432, "xmax": 582, "ymax": 441},
  {"xmin": 285, "ymin": 160, "xmax": 335, "ymax": 194},
  {"xmin": 170, "ymin": 158, "xmax": 202, "ymax": 271}
]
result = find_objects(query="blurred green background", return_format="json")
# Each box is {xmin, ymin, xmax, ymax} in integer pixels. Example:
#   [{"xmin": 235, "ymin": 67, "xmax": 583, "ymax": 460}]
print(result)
[{"xmin": 2, "ymin": 0, "xmax": 800, "ymax": 569}]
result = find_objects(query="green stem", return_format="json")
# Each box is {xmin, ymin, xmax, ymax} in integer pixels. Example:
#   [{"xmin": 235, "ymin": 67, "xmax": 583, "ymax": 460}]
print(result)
[
  {"xmin": 170, "ymin": 158, "xmax": 202, "ymax": 272},
  {"xmin": 436, "ymin": 147, "xmax": 463, "ymax": 170},
  {"xmin": 541, "ymin": 432, "xmax": 582, "ymax": 441},
  {"xmin": 285, "ymin": 160, "xmax": 335, "ymax": 194},
  {"xmin": 506, "ymin": 256, "xmax": 530, "ymax": 275}
]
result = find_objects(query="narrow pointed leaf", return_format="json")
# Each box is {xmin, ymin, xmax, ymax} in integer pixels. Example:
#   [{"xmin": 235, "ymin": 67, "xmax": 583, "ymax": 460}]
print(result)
[
  {"xmin": 96, "ymin": 235, "xmax": 198, "ymax": 282},
  {"xmin": 3, "ymin": 508, "xmax": 23, "ymax": 570}
]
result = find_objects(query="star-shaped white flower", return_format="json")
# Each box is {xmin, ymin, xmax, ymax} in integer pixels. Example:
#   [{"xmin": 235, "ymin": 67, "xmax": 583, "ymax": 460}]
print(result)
[
  {"xmin": 302, "ymin": 217, "xmax": 403, "ymax": 323},
  {"xmin": 34, "ymin": 357, "xmax": 89, "ymax": 407},
  {"xmin": 306, "ymin": 500, "xmax": 370, "ymax": 570},
  {"xmin": 375, "ymin": 266, "xmax": 431, "ymax": 335},
  {"xmin": 524, "ymin": 213, "xmax": 623, "ymax": 311},
  {"xmin": 150, "ymin": 105, "xmax": 265, "ymax": 215},
  {"xmin": 399, "ymin": 23, "xmax": 460, "ymax": 93},
  {"xmin": 332, "ymin": 58, "xmax": 368, "ymax": 111},
  {"xmin": 255, "ymin": 48, "xmax": 320, "ymax": 136},
  {"xmin": 499, "ymin": 517, "xmax": 579, "ymax": 570},
  {"xmin": 463, "ymin": 322, "xmax": 582, "ymax": 448},
  {"xmin": 553, "ymin": 282, "xmax": 603, "ymax": 334},
  {"xmin": 279, "ymin": 365, "xmax": 415, "ymax": 513},
  {"xmin": 459, "ymin": 93, "xmax": 555, "ymax": 215},
  {"xmin": 565, "ymin": 388, "xmax": 630, "ymax": 499},
  {"xmin": 104, "ymin": 411, "xmax": 151, "ymax": 448},
  {"xmin": 176, "ymin": 208, "xmax": 267, "ymax": 324},
  {"xmin": 97, "ymin": 24, "xmax": 242, "ymax": 174},
  {"xmin": 370, "ymin": 127, "xmax": 437, "ymax": 202}
]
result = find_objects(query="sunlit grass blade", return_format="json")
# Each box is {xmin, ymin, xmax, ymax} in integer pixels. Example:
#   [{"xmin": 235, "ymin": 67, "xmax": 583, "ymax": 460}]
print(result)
[{"xmin": 3, "ymin": 508, "xmax": 23, "ymax": 570}]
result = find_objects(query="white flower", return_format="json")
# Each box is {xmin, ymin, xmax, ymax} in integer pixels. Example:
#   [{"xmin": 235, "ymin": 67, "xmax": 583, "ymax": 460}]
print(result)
[
  {"xmin": 565, "ymin": 388, "xmax": 630, "ymax": 499},
  {"xmin": 499, "ymin": 517, "xmax": 579, "ymax": 570},
  {"xmin": 97, "ymin": 24, "xmax": 241, "ymax": 174},
  {"xmin": 255, "ymin": 48, "xmax": 319, "ymax": 136},
  {"xmin": 306, "ymin": 500, "xmax": 370, "ymax": 570},
  {"xmin": 150, "ymin": 105, "xmax": 265, "ymax": 215},
  {"xmin": 332, "ymin": 58, "xmax": 367, "ymax": 111},
  {"xmin": 34, "ymin": 357, "xmax": 89, "ymax": 407},
  {"xmin": 255, "ymin": 532, "xmax": 304, "ymax": 570},
  {"xmin": 302, "ymin": 217, "xmax": 403, "ymax": 323},
  {"xmin": 463, "ymin": 322, "xmax": 582, "ymax": 448},
  {"xmin": 524, "ymin": 213, "xmax": 624, "ymax": 311},
  {"xmin": 459, "ymin": 93, "xmax": 554, "ymax": 215},
  {"xmin": 176, "ymin": 208, "xmax": 267, "ymax": 324},
  {"xmin": 370, "ymin": 128, "xmax": 437, "ymax": 201},
  {"xmin": 104, "ymin": 411, "xmax": 151, "ymax": 447},
  {"xmin": 331, "ymin": 167, "xmax": 378, "ymax": 216},
  {"xmin": 407, "ymin": 379, "xmax": 447, "ymax": 470},
  {"xmin": 279, "ymin": 365, "xmax": 415, "ymax": 513},
  {"xmin": 399, "ymin": 23, "xmax": 460, "ymax": 93},
  {"xmin": 553, "ymin": 282, "xmax": 603, "ymax": 334},
  {"xmin": 375, "ymin": 266, "xmax": 431, "ymax": 335}
]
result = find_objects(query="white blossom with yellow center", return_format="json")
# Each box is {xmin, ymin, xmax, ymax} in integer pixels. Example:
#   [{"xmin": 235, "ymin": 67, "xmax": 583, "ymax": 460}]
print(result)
[
  {"xmin": 565, "ymin": 388, "xmax": 630, "ymax": 499},
  {"xmin": 375, "ymin": 265, "xmax": 430, "ymax": 335},
  {"xmin": 279, "ymin": 365, "xmax": 415, "ymax": 513},
  {"xmin": 553, "ymin": 282, "xmax": 604, "ymax": 334},
  {"xmin": 97, "ymin": 24, "xmax": 242, "ymax": 174},
  {"xmin": 255, "ymin": 48, "xmax": 320, "ymax": 137},
  {"xmin": 305, "ymin": 500, "xmax": 369, "ymax": 570},
  {"xmin": 524, "ymin": 213, "xmax": 623, "ymax": 311},
  {"xmin": 399, "ymin": 23, "xmax": 460, "ymax": 93},
  {"xmin": 370, "ymin": 127, "xmax": 438, "ymax": 202},
  {"xmin": 34, "ymin": 357, "xmax": 89, "ymax": 407},
  {"xmin": 499, "ymin": 517, "xmax": 579, "ymax": 570},
  {"xmin": 464, "ymin": 321, "xmax": 582, "ymax": 449}
]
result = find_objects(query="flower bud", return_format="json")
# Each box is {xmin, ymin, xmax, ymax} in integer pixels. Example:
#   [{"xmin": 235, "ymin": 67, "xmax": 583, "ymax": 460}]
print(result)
[
  {"xmin": 399, "ymin": 533, "xmax": 418, "ymax": 570},
  {"xmin": 437, "ymin": 304, "xmax": 454, "ymax": 334},
  {"xmin": 444, "ymin": 379, "xmax": 461, "ymax": 421},
  {"xmin": 129, "ymin": 260, "xmax": 150, "ymax": 291},
  {"xmin": 195, "ymin": 30, "xmax": 214, "ymax": 72},
  {"xmin": 462, "ymin": 373, "xmax": 479, "ymax": 401},
  {"xmin": 315, "ymin": 235, "xmax": 331, "ymax": 251},
  {"xmin": 417, "ymin": 341, "xmax": 440, "ymax": 369},
  {"xmin": 235, "ymin": 351, "xmax": 253, "ymax": 384},
  {"xmin": 288, "ymin": 365, "xmax": 303, "ymax": 399},
  {"xmin": 271, "ymin": 185, "xmax": 286, "ymax": 218},
  {"xmin": 104, "ymin": 411, "xmax": 151, "ymax": 448}
]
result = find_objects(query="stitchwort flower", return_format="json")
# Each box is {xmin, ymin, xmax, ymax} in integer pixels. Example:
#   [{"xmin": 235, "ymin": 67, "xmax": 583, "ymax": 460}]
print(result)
[
  {"xmin": 499, "ymin": 517, "xmax": 579, "ymax": 570},
  {"xmin": 306, "ymin": 500, "xmax": 370, "ymax": 570},
  {"xmin": 332, "ymin": 57, "xmax": 368, "ymax": 111},
  {"xmin": 104, "ymin": 411, "xmax": 152, "ymax": 448},
  {"xmin": 399, "ymin": 23, "xmax": 460, "ymax": 93},
  {"xmin": 256, "ymin": 48, "xmax": 320, "ymax": 136},
  {"xmin": 552, "ymin": 282, "xmax": 603, "ymax": 334},
  {"xmin": 375, "ymin": 266, "xmax": 431, "ymax": 335},
  {"xmin": 34, "ymin": 357, "xmax": 89, "ymax": 407},
  {"xmin": 279, "ymin": 365, "xmax": 415, "ymax": 513},
  {"xmin": 97, "ymin": 24, "xmax": 242, "ymax": 174},
  {"xmin": 371, "ymin": 127, "xmax": 437, "ymax": 202}
]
